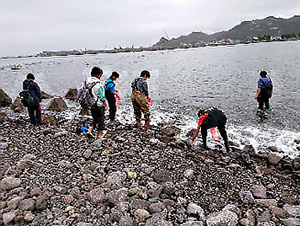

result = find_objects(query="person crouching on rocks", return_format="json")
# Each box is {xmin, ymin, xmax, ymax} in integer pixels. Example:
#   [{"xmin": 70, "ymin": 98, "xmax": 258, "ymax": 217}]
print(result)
[
  {"xmin": 23, "ymin": 73, "xmax": 42, "ymax": 125},
  {"xmin": 190, "ymin": 107, "xmax": 230, "ymax": 152},
  {"xmin": 131, "ymin": 70, "xmax": 151, "ymax": 131},
  {"xmin": 105, "ymin": 71, "xmax": 119, "ymax": 124},
  {"xmin": 86, "ymin": 67, "xmax": 108, "ymax": 139}
]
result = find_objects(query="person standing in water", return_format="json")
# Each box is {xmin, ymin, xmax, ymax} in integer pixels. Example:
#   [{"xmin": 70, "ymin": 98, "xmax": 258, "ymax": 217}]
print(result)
[{"xmin": 255, "ymin": 71, "xmax": 273, "ymax": 111}]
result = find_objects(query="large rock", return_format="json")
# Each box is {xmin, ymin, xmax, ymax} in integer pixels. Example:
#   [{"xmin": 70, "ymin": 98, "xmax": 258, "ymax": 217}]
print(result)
[
  {"xmin": 0, "ymin": 177, "xmax": 21, "ymax": 190},
  {"xmin": 41, "ymin": 91, "xmax": 53, "ymax": 99},
  {"xmin": 251, "ymin": 184, "xmax": 267, "ymax": 199},
  {"xmin": 11, "ymin": 97, "xmax": 24, "ymax": 112},
  {"xmin": 65, "ymin": 88, "xmax": 78, "ymax": 100},
  {"xmin": 87, "ymin": 188, "xmax": 105, "ymax": 204},
  {"xmin": 3, "ymin": 211, "xmax": 16, "ymax": 224},
  {"xmin": 18, "ymin": 198, "xmax": 35, "ymax": 211},
  {"xmin": 283, "ymin": 205, "xmax": 300, "ymax": 217},
  {"xmin": 0, "ymin": 89, "xmax": 12, "ymax": 107},
  {"xmin": 206, "ymin": 209, "xmax": 238, "ymax": 226},
  {"xmin": 268, "ymin": 154, "xmax": 282, "ymax": 166},
  {"xmin": 42, "ymin": 114, "xmax": 57, "ymax": 125},
  {"xmin": 48, "ymin": 97, "xmax": 68, "ymax": 112},
  {"xmin": 187, "ymin": 202, "xmax": 205, "ymax": 219},
  {"xmin": 153, "ymin": 170, "xmax": 172, "ymax": 184}
]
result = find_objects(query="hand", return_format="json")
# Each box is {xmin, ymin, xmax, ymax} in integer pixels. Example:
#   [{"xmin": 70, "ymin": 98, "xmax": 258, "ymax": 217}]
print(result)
[
  {"xmin": 104, "ymin": 102, "xmax": 108, "ymax": 111},
  {"xmin": 255, "ymin": 95, "xmax": 258, "ymax": 99},
  {"xmin": 189, "ymin": 140, "xmax": 194, "ymax": 146}
]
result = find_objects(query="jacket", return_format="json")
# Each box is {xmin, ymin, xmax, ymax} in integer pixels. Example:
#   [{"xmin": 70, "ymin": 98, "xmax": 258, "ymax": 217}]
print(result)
[
  {"xmin": 105, "ymin": 78, "xmax": 115, "ymax": 94},
  {"xmin": 86, "ymin": 76, "xmax": 105, "ymax": 107},
  {"xmin": 23, "ymin": 79, "xmax": 41, "ymax": 103},
  {"xmin": 131, "ymin": 77, "xmax": 149, "ymax": 96}
]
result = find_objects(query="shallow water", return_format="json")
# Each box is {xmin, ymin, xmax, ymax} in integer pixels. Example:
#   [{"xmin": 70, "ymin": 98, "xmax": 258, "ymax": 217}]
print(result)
[{"xmin": 1, "ymin": 41, "xmax": 300, "ymax": 157}]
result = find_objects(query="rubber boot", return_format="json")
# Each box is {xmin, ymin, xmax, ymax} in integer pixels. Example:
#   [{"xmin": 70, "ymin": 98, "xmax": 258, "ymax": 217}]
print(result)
[
  {"xmin": 225, "ymin": 141, "xmax": 230, "ymax": 152},
  {"xmin": 144, "ymin": 120, "xmax": 150, "ymax": 131}
]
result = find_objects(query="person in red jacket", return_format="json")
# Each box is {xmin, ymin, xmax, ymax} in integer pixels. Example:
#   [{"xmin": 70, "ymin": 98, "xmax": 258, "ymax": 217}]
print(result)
[{"xmin": 190, "ymin": 107, "xmax": 230, "ymax": 152}]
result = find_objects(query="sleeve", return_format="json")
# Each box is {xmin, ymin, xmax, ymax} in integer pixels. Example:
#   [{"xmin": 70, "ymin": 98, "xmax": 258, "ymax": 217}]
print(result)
[
  {"xmin": 143, "ymin": 81, "xmax": 149, "ymax": 97},
  {"xmin": 107, "ymin": 82, "xmax": 115, "ymax": 94},
  {"xmin": 258, "ymin": 79, "xmax": 263, "ymax": 88},
  {"xmin": 97, "ymin": 85, "xmax": 105, "ymax": 102},
  {"xmin": 198, "ymin": 113, "xmax": 209, "ymax": 126},
  {"xmin": 35, "ymin": 83, "xmax": 42, "ymax": 102}
]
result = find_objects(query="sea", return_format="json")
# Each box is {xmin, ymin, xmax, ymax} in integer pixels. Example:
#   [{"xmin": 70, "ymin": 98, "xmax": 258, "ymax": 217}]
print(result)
[{"xmin": 1, "ymin": 41, "xmax": 300, "ymax": 158}]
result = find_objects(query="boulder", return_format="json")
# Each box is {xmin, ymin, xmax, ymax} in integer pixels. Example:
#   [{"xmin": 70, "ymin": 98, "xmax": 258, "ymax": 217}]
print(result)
[
  {"xmin": 0, "ymin": 176, "xmax": 21, "ymax": 190},
  {"xmin": 11, "ymin": 97, "xmax": 24, "ymax": 112},
  {"xmin": 187, "ymin": 202, "xmax": 205, "ymax": 219},
  {"xmin": 3, "ymin": 211, "xmax": 16, "ymax": 224},
  {"xmin": 41, "ymin": 91, "xmax": 53, "ymax": 99},
  {"xmin": 268, "ymin": 154, "xmax": 282, "ymax": 166},
  {"xmin": 65, "ymin": 88, "xmax": 78, "ymax": 101},
  {"xmin": 251, "ymin": 185, "xmax": 267, "ymax": 199},
  {"xmin": 48, "ymin": 97, "xmax": 68, "ymax": 112},
  {"xmin": 0, "ymin": 89, "xmax": 12, "ymax": 107},
  {"xmin": 79, "ymin": 107, "xmax": 91, "ymax": 116},
  {"xmin": 206, "ymin": 209, "xmax": 238, "ymax": 226},
  {"xmin": 42, "ymin": 115, "xmax": 57, "ymax": 125}
]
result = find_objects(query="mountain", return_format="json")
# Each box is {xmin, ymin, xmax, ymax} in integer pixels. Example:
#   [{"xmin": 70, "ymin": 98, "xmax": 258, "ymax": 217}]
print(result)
[{"xmin": 153, "ymin": 15, "xmax": 300, "ymax": 48}]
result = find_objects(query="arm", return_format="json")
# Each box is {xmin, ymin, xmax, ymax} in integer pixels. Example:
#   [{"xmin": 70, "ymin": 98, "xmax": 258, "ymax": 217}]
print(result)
[
  {"xmin": 97, "ymin": 86, "xmax": 106, "ymax": 102},
  {"xmin": 143, "ymin": 81, "xmax": 149, "ymax": 97},
  {"xmin": 190, "ymin": 124, "xmax": 201, "ymax": 146},
  {"xmin": 255, "ymin": 88, "xmax": 261, "ymax": 99}
]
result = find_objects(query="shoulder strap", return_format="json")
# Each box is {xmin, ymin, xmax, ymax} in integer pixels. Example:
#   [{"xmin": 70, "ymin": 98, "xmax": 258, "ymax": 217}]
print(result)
[{"xmin": 259, "ymin": 78, "xmax": 267, "ymax": 87}]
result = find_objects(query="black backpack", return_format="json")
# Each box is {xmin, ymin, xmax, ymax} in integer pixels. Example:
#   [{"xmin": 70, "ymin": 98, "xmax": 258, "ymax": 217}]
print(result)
[
  {"xmin": 19, "ymin": 83, "xmax": 35, "ymax": 107},
  {"xmin": 259, "ymin": 78, "xmax": 273, "ymax": 98}
]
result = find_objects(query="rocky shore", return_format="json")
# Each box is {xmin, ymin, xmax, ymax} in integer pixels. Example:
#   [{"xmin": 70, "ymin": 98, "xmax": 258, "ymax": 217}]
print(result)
[{"xmin": 0, "ymin": 109, "xmax": 300, "ymax": 225}]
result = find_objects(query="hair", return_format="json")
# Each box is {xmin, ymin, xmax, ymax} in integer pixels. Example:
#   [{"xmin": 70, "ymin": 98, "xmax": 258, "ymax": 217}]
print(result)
[
  {"xmin": 260, "ymin": 71, "xmax": 267, "ymax": 77},
  {"xmin": 110, "ymin": 71, "xmax": 119, "ymax": 79},
  {"xmin": 140, "ymin": 70, "xmax": 150, "ymax": 78},
  {"xmin": 27, "ymin": 73, "xmax": 35, "ymax": 80},
  {"xmin": 91, "ymin": 67, "xmax": 103, "ymax": 77}
]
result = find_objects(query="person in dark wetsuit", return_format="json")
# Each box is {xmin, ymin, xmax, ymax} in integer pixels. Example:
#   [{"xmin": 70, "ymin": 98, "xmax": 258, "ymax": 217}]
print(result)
[
  {"xmin": 255, "ymin": 71, "xmax": 273, "ymax": 110},
  {"xmin": 105, "ymin": 71, "xmax": 119, "ymax": 123},
  {"xmin": 190, "ymin": 107, "xmax": 230, "ymax": 152},
  {"xmin": 23, "ymin": 73, "xmax": 42, "ymax": 125}
]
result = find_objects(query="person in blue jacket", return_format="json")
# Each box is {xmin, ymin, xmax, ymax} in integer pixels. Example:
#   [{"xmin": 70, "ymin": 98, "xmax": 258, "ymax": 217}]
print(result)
[
  {"xmin": 105, "ymin": 71, "xmax": 119, "ymax": 123},
  {"xmin": 255, "ymin": 71, "xmax": 273, "ymax": 110},
  {"xmin": 23, "ymin": 73, "xmax": 42, "ymax": 125}
]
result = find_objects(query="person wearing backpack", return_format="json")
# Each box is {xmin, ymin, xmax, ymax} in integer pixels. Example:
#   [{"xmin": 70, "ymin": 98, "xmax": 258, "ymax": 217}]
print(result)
[
  {"xmin": 189, "ymin": 107, "xmax": 230, "ymax": 152},
  {"xmin": 22, "ymin": 73, "xmax": 42, "ymax": 125},
  {"xmin": 131, "ymin": 70, "xmax": 151, "ymax": 131},
  {"xmin": 105, "ymin": 71, "xmax": 119, "ymax": 123},
  {"xmin": 255, "ymin": 71, "xmax": 273, "ymax": 110},
  {"xmin": 85, "ymin": 67, "xmax": 107, "ymax": 139}
]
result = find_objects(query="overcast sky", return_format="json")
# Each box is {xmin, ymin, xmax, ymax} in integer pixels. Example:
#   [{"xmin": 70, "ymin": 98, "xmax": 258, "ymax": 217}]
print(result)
[{"xmin": 0, "ymin": 0, "xmax": 299, "ymax": 57}]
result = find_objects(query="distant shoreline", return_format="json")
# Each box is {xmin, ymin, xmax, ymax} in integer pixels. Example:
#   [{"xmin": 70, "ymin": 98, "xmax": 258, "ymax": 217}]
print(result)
[{"xmin": 1, "ymin": 38, "xmax": 299, "ymax": 60}]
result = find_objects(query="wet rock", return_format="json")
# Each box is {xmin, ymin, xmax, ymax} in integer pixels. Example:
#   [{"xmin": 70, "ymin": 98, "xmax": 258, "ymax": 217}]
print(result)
[
  {"xmin": 0, "ymin": 89, "xmax": 12, "ymax": 107},
  {"xmin": 11, "ymin": 97, "xmax": 24, "ymax": 112},
  {"xmin": 18, "ymin": 198, "xmax": 35, "ymax": 211},
  {"xmin": 186, "ymin": 129, "xmax": 197, "ymax": 137},
  {"xmin": 187, "ymin": 202, "xmax": 205, "ymax": 219},
  {"xmin": 206, "ymin": 209, "xmax": 238, "ymax": 226},
  {"xmin": 134, "ymin": 209, "xmax": 150, "ymax": 221},
  {"xmin": 87, "ymin": 188, "xmax": 105, "ymax": 204},
  {"xmin": 243, "ymin": 144, "xmax": 256, "ymax": 156},
  {"xmin": 268, "ymin": 154, "xmax": 282, "ymax": 166},
  {"xmin": 48, "ymin": 97, "xmax": 68, "ymax": 112},
  {"xmin": 65, "ymin": 88, "xmax": 78, "ymax": 100},
  {"xmin": 162, "ymin": 126, "xmax": 181, "ymax": 136},
  {"xmin": 3, "ymin": 211, "xmax": 16, "ymax": 224},
  {"xmin": 0, "ymin": 176, "xmax": 21, "ymax": 190},
  {"xmin": 251, "ymin": 185, "xmax": 267, "ymax": 199},
  {"xmin": 268, "ymin": 146, "xmax": 279, "ymax": 152}
]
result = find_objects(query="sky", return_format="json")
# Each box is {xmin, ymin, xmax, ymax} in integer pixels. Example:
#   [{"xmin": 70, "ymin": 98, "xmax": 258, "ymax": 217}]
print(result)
[{"xmin": 0, "ymin": 0, "xmax": 299, "ymax": 57}]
